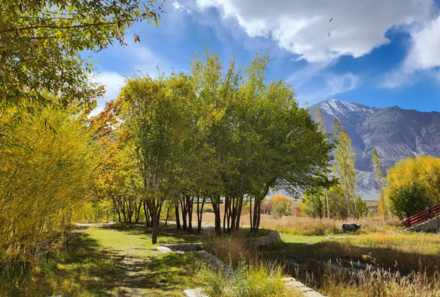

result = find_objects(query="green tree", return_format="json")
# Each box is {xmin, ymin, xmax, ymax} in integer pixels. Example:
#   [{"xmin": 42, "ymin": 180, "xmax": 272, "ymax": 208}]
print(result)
[
  {"xmin": 313, "ymin": 106, "xmax": 331, "ymax": 220},
  {"xmin": 353, "ymin": 197, "xmax": 367, "ymax": 218},
  {"xmin": 0, "ymin": 0, "xmax": 163, "ymax": 107},
  {"xmin": 333, "ymin": 119, "xmax": 357, "ymax": 218},
  {"xmin": 120, "ymin": 73, "xmax": 194, "ymax": 244},
  {"xmin": 389, "ymin": 183, "xmax": 429, "ymax": 220},
  {"xmin": 302, "ymin": 192, "xmax": 325, "ymax": 218}
]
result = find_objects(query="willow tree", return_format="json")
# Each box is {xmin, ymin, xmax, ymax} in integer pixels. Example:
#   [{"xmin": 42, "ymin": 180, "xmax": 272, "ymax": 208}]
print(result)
[
  {"xmin": 120, "ymin": 73, "xmax": 194, "ymax": 244},
  {"xmin": 372, "ymin": 147, "xmax": 386, "ymax": 220},
  {"xmin": 332, "ymin": 119, "xmax": 357, "ymax": 218},
  {"xmin": 1, "ymin": 0, "xmax": 163, "ymax": 107}
]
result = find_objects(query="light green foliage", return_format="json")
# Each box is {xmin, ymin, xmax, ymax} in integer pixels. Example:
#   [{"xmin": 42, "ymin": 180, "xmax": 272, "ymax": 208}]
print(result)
[
  {"xmin": 0, "ymin": 0, "xmax": 164, "ymax": 107},
  {"xmin": 186, "ymin": 50, "xmax": 334, "ymax": 234},
  {"xmin": 332, "ymin": 119, "xmax": 357, "ymax": 218},
  {"xmin": 302, "ymin": 185, "xmax": 365, "ymax": 219},
  {"xmin": 389, "ymin": 182, "xmax": 429, "ymax": 219},
  {"xmin": 353, "ymin": 197, "xmax": 368, "ymax": 218},
  {"xmin": 301, "ymin": 192, "xmax": 325, "ymax": 218},
  {"xmin": 120, "ymin": 73, "xmax": 195, "ymax": 243}
]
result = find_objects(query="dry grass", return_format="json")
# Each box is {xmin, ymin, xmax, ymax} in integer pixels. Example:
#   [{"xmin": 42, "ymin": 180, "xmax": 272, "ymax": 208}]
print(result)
[
  {"xmin": 198, "ymin": 213, "xmax": 400, "ymax": 235},
  {"xmin": 203, "ymin": 233, "xmax": 258, "ymax": 268},
  {"xmin": 300, "ymin": 263, "xmax": 440, "ymax": 297}
]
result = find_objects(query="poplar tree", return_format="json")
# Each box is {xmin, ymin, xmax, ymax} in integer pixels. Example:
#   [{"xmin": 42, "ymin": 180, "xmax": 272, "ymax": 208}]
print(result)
[
  {"xmin": 332, "ymin": 119, "xmax": 357, "ymax": 218},
  {"xmin": 372, "ymin": 147, "xmax": 386, "ymax": 220},
  {"xmin": 313, "ymin": 106, "xmax": 331, "ymax": 220}
]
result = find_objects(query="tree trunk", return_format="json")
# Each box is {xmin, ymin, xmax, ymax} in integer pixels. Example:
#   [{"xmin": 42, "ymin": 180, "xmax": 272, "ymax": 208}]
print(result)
[
  {"xmin": 234, "ymin": 195, "xmax": 244, "ymax": 231},
  {"xmin": 186, "ymin": 195, "xmax": 193, "ymax": 233},
  {"xmin": 326, "ymin": 191, "xmax": 330, "ymax": 221},
  {"xmin": 197, "ymin": 196, "xmax": 205, "ymax": 233},
  {"xmin": 165, "ymin": 207, "xmax": 170, "ymax": 226},
  {"xmin": 181, "ymin": 198, "xmax": 188, "ymax": 231},
  {"xmin": 175, "ymin": 203, "xmax": 181, "ymax": 229},
  {"xmin": 212, "ymin": 196, "xmax": 222, "ymax": 236},
  {"xmin": 135, "ymin": 200, "xmax": 142, "ymax": 223},
  {"xmin": 151, "ymin": 210, "xmax": 158, "ymax": 244}
]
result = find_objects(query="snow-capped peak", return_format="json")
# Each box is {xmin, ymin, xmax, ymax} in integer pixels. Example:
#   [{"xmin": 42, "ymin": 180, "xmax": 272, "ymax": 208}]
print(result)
[{"xmin": 319, "ymin": 99, "xmax": 375, "ymax": 117}]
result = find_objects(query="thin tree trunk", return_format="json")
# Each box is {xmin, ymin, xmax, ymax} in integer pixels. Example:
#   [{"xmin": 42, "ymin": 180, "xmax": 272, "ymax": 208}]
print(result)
[
  {"xmin": 175, "ymin": 203, "xmax": 181, "ymax": 229},
  {"xmin": 212, "ymin": 196, "xmax": 221, "ymax": 236},
  {"xmin": 164, "ymin": 207, "xmax": 170, "ymax": 226},
  {"xmin": 187, "ymin": 196, "xmax": 193, "ymax": 233},
  {"xmin": 326, "ymin": 191, "xmax": 330, "ymax": 221},
  {"xmin": 235, "ymin": 195, "xmax": 244, "ymax": 231}
]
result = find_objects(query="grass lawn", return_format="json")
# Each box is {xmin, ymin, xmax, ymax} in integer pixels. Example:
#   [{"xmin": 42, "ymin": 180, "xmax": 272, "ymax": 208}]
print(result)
[
  {"xmin": 279, "ymin": 233, "xmax": 328, "ymax": 244},
  {"xmin": 1, "ymin": 224, "xmax": 205, "ymax": 297}
]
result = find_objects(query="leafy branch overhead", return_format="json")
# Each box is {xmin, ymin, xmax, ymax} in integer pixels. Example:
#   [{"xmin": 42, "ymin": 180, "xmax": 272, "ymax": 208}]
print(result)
[{"xmin": 0, "ymin": 0, "xmax": 165, "ymax": 108}]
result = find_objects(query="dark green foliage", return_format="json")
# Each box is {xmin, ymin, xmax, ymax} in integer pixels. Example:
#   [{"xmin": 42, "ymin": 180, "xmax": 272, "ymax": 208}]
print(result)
[{"xmin": 389, "ymin": 183, "xmax": 429, "ymax": 219}]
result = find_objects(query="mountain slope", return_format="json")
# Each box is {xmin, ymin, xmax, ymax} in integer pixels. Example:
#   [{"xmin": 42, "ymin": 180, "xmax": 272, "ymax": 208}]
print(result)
[{"xmin": 310, "ymin": 99, "xmax": 440, "ymax": 200}]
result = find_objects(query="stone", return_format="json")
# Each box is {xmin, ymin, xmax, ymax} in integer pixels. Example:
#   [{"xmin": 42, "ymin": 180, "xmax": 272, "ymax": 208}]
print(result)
[
  {"xmin": 156, "ymin": 246, "xmax": 173, "ymax": 254},
  {"xmin": 183, "ymin": 289, "xmax": 207, "ymax": 297}
]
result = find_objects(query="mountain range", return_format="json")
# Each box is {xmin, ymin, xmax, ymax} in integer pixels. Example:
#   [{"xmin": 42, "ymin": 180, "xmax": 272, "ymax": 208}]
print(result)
[{"xmin": 310, "ymin": 99, "xmax": 440, "ymax": 200}]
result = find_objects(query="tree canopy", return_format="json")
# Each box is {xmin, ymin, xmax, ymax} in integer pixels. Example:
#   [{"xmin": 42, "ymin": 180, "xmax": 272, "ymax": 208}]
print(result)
[{"xmin": 0, "ymin": 0, "xmax": 164, "ymax": 107}]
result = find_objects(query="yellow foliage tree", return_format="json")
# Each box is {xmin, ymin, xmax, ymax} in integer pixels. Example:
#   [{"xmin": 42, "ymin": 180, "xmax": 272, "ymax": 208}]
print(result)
[
  {"xmin": 385, "ymin": 156, "xmax": 440, "ymax": 207},
  {"xmin": 270, "ymin": 194, "xmax": 292, "ymax": 217},
  {"xmin": 0, "ymin": 103, "xmax": 98, "ymax": 272}
]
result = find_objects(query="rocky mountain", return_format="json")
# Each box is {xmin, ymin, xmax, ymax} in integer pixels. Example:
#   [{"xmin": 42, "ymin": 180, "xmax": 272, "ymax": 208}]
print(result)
[{"xmin": 310, "ymin": 99, "xmax": 440, "ymax": 200}]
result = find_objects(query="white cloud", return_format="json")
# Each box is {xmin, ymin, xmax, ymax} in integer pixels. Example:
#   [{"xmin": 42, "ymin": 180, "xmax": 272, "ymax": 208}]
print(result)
[
  {"xmin": 92, "ymin": 72, "xmax": 126, "ymax": 114},
  {"xmin": 172, "ymin": 1, "xmax": 192, "ymax": 13},
  {"xmin": 128, "ymin": 45, "xmax": 175, "ymax": 76},
  {"xmin": 295, "ymin": 72, "xmax": 360, "ymax": 105},
  {"xmin": 195, "ymin": 0, "xmax": 433, "ymax": 62},
  {"xmin": 325, "ymin": 72, "xmax": 359, "ymax": 96},
  {"xmin": 405, "ymin": 15, "xmax": 440, "ymax": 71}
]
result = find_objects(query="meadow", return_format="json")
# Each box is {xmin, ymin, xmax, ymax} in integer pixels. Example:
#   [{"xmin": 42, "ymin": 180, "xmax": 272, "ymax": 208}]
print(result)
[{"xmin": 198, "ymin": 213, "xmax": 440, "ymax": 297}]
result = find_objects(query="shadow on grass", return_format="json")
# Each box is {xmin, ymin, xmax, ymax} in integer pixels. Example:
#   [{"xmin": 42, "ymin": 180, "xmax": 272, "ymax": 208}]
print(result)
[
  {"xmin": 142, "ymin": 253, "xmax": 203, "ymax": 292},
  {"xmin": 100, "ymin": 223, "xmax": 203, "ymax": 244},
  {"xmin": 0, "ymin": 232, "xmax": 126, "ymax": 297}
]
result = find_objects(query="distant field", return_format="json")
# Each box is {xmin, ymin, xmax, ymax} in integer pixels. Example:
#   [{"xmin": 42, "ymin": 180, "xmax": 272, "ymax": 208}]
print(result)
[{"xmin": 196, "ymin": 212, "xmax": 400, "ymax": 235}]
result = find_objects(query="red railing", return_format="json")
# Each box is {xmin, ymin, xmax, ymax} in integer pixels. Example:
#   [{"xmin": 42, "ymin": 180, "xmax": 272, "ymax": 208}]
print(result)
[{"xmin": 401, "ymin": 204, "xmax": 440, "ymax": 228}]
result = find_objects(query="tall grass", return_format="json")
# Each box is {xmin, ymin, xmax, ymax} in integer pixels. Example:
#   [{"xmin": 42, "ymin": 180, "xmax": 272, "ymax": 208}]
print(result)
[
  {"xmin": 201, "ymin": 259, "xmax": 300, "ymax": 297},
  {"xmin": 299, "ymin": 263, "xmax": 440, "ymax": 297},
  {"xmin": 203, "ymin": 233, "xmax": 257, "ymax": 268}
]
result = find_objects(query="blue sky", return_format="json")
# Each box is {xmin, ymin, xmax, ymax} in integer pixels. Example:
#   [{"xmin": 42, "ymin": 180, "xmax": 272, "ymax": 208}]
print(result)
[{"xmin": 91, "ymin": 0, "xmax": 440, "ymax": 113}]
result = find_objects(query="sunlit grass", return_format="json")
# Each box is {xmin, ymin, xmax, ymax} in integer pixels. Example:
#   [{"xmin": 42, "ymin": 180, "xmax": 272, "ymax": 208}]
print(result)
[{"xmin": 0, "ymin": 224, "xmax": 205, "ymax": 297}]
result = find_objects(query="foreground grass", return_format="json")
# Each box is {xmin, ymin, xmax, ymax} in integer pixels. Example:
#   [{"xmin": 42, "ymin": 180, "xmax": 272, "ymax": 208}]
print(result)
[{"xmin": 0, "ymin": 224, "xmax": 205, "ymax": 297}]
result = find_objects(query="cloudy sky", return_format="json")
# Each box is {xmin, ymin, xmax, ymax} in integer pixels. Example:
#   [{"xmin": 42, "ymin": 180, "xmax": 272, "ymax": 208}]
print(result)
[{"xmin": 91, "ymin": 0, "xmax": 440, "ymax": 113}]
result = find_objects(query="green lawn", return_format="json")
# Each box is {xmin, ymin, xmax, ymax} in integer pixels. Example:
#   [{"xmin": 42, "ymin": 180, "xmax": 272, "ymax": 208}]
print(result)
[
  {"xmin": 279, "ymin": 233, "xmax": 328, "ymax": 244},
  {"xmin": 2, "ymin": 224, "xmax": 205, "ymax": 297}
]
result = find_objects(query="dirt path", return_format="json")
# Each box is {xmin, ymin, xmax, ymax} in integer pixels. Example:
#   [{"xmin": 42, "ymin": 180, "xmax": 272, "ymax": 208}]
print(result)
[{"xmin": 116, "ymin": 256, "xmax": 150, "ymax": 297}]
